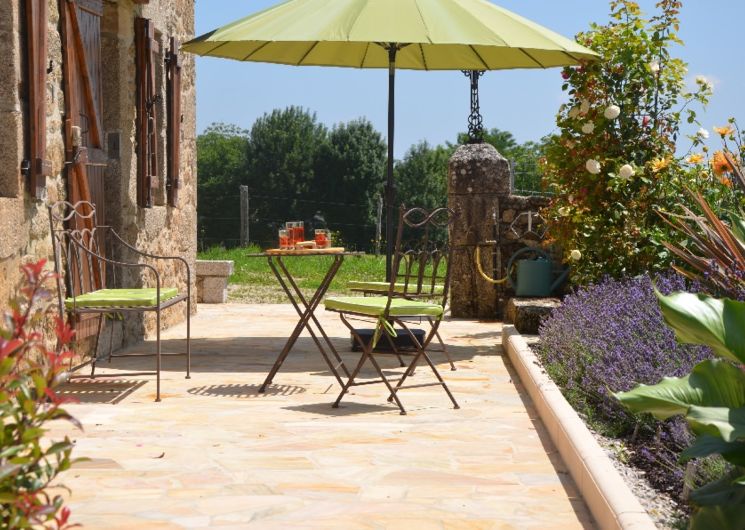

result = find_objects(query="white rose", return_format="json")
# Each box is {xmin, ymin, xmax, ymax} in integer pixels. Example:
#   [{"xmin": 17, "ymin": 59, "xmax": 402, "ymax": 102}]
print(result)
[
  {"xmin": 585, "ymin": 159, "xmax": 601, "ymax": 175},
  {"xmin": 581, "ymin": 122, "xmax": 595, "ymax": 134},
  {"xmin": 604, "ymin": 105, "xmax": 621, "ymax": 120},
  {"xmin": 695, "ymin": 75, "xmax": 708, "ymax": 84},
  {"xmin": 697, "ymin": 127, "xmax": 710, "ymax": 139},
  {"xmin": 570, "ymin": 249, "xmax": 582, "ymax": 261},
  {"xmin": 619, "ymin": 164, "xmax": 635, "ymax": 179},
  {"xmin": 567, "ymin": 106, "xmax": 580, "ymax": 119},
  {"xmin": 649, "ymin": 61, "xmax": 660, "ymax": 74},
  {"xmin": 579, "ymin": 99, "xmax": 591, "ymax": 115}
]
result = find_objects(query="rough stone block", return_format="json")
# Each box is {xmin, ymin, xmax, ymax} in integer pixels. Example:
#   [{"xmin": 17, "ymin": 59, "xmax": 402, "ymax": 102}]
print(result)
[
  {"xmin": 448, "ymin": 143, "xmax": 511, "ymax": 196},
  {"xmin": 505, "ymin": 297, "xmax": 562, "ymax": 335},
  {"xmin": 200, "ymin": 276, "xmax": 228, "ymax": 304},
  {"xmin": 195, "ymin": 260, "xmax": 234, "ymax": 277}
]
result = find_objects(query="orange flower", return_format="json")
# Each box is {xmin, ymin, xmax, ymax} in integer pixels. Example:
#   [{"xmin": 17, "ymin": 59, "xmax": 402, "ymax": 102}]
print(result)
[
  {"xmin": 719, "ymin": 175, "xmax": 733, "ymax": 188},
  {"xmin": 712, "ymin": 150, "xmax": 735, "ymax": 176},
  {"xmin": 713, "ymin": 125, "xmax": 735, "ymax": 137},
  {"xmin": 651, "ymin": 157, "xmax": 671, "ymax": 173},
  {"xmin": 686, "ymin": 153, "xmax": 704, "ymax": 164}
]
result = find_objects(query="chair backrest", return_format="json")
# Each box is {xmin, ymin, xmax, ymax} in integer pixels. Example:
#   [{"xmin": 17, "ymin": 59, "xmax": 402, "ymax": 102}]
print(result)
[
  {"xmin": 48, "ymin": 200, "xmax": 106, "ymax": 313},
  {"xmin": 388, "ymin": 205, "xmax": 455, "ymax": 309}
]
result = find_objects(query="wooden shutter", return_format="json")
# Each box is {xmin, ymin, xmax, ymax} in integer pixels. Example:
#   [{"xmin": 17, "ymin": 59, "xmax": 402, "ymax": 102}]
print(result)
[
  {"xmin": 166, "ymin": 37, "xmax": 182, "ymax": 207},
  {"xmin": 24, "ymin": 0, "xmax": 52, "ymax": 198},
  {"xmin": 135, "ymin": 17, "xmax": 160, "ymax": 208}
]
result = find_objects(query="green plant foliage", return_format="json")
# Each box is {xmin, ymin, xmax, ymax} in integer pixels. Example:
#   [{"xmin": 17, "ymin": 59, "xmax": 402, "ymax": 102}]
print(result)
[
  {"xmin": 542, "ymin": 0, "xmax": 715, "ymax": 284},
  {"xmin": 616, "ymin": 289, "xmax": 745, "ymax": 528},
  {"xmin": 394, "ymin": 141, "xmax": 455, "ymax": 211},
  {"xmin": 197, "ymin": 123, "xmax": 250, "ymax": 247},
  {"xmin": 656, "ymin": 291, "xmax": 745, "ymax": 364},
  {"xmin": 0, "ymin": 261, "xmax": 81, "ymax": 529},
  {"xmin": 313, "ymin": 118, "xmax": 386, "ymax": 249}
]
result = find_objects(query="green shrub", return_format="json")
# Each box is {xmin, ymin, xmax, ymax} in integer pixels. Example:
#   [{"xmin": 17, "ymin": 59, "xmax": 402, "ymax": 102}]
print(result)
[{"xmin": 542, "ymin": 0, "xmax": 715, "ymax": 284}]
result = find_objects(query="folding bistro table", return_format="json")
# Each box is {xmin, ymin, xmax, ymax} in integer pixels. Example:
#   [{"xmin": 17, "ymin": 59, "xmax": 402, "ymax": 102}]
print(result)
[{"xmin": 250, "ymin": 248, "xmax": 360, "ymax": 392}]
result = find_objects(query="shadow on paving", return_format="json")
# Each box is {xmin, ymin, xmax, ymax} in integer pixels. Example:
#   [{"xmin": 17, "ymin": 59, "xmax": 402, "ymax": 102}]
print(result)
[{"xmin": 81, "ymin": 332, "xmax": 498, "ymax": 376}]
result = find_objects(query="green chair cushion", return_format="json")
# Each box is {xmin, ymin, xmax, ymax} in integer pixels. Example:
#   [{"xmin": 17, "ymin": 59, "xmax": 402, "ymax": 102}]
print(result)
[
  {"xmin": 325, "ymin": 296, "xmax": 443, "ymax": 318},
  {"xmin": 348, "ymin": 280, "xmax": 444, "ymax": 295},
  {"xmin": 65, "ymin": 288, "xmax": 179, "ymax": 309}
]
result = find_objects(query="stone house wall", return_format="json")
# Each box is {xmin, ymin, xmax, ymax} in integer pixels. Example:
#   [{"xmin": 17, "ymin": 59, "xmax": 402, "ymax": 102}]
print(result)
[{"xmin": 0, "ymin": 0, "xmax": 197, "ymax": 349}]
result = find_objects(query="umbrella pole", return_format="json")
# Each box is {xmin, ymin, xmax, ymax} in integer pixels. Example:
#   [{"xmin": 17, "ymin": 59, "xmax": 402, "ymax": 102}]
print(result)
[{"xmin": 385, "ymin": 44, "xmax": 397, "ymax": 282}]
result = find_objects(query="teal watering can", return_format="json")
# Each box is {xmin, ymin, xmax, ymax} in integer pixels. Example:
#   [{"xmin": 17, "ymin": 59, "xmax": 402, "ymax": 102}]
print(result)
[{"xmin": 507, "ymin": 247, "xmax": 569, "ymax": 297}]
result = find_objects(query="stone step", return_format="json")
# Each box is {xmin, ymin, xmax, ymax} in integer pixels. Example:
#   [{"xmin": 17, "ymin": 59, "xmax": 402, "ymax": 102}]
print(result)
[{"xmin": 504, "ymin": 297, "xmax": 561, "ymax": 335}]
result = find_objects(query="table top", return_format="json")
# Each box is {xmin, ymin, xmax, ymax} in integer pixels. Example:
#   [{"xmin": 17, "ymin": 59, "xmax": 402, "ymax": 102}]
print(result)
[{"xmin": 244, "ymin": 249, "xmax": 366, "ymax": 257}]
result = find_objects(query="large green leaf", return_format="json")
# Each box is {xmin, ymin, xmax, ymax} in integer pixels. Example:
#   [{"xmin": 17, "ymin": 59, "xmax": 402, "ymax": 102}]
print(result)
[
  {"xmin": 688, "ymin": 406, "xmax": 745, "ymax": 443},
  {"xmin": 690, "ymin": 467, "xmax": 745, "ymax": 507},
  {"xmin": 730, "ymin": 210, "xmax": 745, "ymax": 246},
  {"xmin": 682, "ymin": 434, "xmax": 745, "ymax": 466},
  {"xmin": 690, "ymin": 505, "xmax": 745, "ymax": 530},
  {"xmin": 614, "ymin": 359, "xmax": 745, "ymax": 420},
  {"xmin": 656, "ymin": 290, "xmax": 745, "ymax": 364}
]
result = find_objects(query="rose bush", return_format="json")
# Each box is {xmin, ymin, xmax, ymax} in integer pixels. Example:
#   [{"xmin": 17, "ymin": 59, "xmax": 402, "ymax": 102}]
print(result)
[{"xmin": 541, "ymin": 0, "xmax": 724, "ymax": 285}]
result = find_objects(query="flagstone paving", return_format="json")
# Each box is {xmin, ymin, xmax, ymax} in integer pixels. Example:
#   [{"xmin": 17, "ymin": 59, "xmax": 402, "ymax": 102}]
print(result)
[{"xmin": 51, "ymin": 304, "xmax": 595, "ymax": 529}]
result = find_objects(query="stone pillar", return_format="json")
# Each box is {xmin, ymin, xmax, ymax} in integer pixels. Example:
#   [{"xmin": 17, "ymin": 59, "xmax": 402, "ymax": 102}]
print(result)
[{"xmin": 447, "ymin": 143, "xmax": 511, "ymax": 318}]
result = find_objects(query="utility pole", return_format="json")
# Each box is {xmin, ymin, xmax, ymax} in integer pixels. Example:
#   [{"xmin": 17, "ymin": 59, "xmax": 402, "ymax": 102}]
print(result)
[
  {"xmin": 375, "ymin": 195, "xmax": 383, "ymax": 256},
  {"xmin": 239, "ymin": 185, "xmax": 250, "ymax": 247}
]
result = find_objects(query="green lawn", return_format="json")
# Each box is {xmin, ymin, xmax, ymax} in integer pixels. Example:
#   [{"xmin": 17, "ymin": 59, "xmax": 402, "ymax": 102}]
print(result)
[{"xmin": 198, "ymin": 246, "xmax": 387, "ymax": 303}]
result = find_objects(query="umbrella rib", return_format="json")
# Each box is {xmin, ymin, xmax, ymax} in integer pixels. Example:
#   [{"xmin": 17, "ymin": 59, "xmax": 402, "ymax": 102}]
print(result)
[
  {"xmin": 202, "ymin": 41, "xmax": 231, "ymax": 57},
  {"xmin": 241, "ymin": 41, "xmax": 271, "ymax": 61},
  {"xmin": 468, "ymin": 45, "xmax": 489, "ymax": 70},
  {"xmin": 359, "ymin": 42, "xmax": 370, "ymax": 68},
  {"xmin": 297, "ymin": 41, "xmax": 319, "ymax": 66},
  {"xmin": 419, "ymin": 43, "xmax": 429, "ymax": 70},
  {"xmin": 517, "ymin": 48, "xmax": 546, "ymax": 68}
]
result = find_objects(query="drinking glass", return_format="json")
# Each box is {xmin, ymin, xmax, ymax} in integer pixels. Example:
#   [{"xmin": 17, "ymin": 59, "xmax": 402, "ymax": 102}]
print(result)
[
  {"xmin": 314, "ymin": 229, "xmax": 331, "ymax": 249},
  {"xmin": 287, "ymin": 221, "xmax": 304, "ymax": 245},
  {"xmin": 278, "ymin": 229, "xmax": 290, "ymax": 249}
]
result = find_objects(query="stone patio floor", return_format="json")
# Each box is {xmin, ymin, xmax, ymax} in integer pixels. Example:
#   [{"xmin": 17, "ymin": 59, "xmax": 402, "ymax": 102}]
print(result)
[{"xmin": 51, "ymin": 304, "xmax": 595, "ymax": 529}]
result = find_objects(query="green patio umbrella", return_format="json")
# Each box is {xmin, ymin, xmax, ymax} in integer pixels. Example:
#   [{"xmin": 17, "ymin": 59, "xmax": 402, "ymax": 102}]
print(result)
[{"xmin": 182, "ymin": 0, "xmax": 598, "ymax": 279}]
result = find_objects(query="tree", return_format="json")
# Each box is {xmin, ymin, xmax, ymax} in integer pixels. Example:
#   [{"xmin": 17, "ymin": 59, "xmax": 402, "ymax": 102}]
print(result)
[
  {"xmin": 394, "ymin": 141, "xmax": 455, "ymax": 212},
  {"xmin": 314, "ymin": 118, "xmax": 386, "ymax": 249},
  {"xmin": 196, "ymin": 123, "xmax": 249, "ymax": 247},
  {"xmin": 246, "ymin": 106, "xmax": 328, "ymax": 245}
]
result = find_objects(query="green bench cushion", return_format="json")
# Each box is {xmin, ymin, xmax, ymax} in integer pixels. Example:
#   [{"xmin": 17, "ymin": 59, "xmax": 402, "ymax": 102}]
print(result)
[
  {"xmin": 325, "ymin": 296, "xmax": 443, "ymax": 317},
  {"xmin": 65, "ymin": 288, "xmax": 179, "ymax": 309},
  {"xmin": 348, "ymin": 280, "xmax": 444, "ymax": 295}
]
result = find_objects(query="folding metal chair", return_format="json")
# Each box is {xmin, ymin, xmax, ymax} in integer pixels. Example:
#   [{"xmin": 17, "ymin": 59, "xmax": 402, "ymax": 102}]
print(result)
[
  {"xmin": 49, "ymin": 201, "xmax": 191, "ymax": 401},
  {"xmin": 324, "ymin": 205, "xmax": 459, "ymax": 415}
]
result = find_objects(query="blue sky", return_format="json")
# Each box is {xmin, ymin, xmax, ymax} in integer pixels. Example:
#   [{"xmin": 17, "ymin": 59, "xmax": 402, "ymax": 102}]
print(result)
[{"xmin": 193, "ymin": 0, "xmax": 744, "ymax": 158}]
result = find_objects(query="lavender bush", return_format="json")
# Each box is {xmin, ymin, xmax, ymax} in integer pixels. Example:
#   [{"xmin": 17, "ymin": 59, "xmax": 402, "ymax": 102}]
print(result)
[{"xmin": 537, "ymin": 272, "xmax": 714, "ymax": 494}]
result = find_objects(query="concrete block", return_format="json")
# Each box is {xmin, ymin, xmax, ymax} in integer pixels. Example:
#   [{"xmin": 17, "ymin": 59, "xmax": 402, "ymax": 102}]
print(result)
[
  {"xmin": 200, "ymin": 276, "xmax": 228, "ymax": 304},
  {"xmin": 504, "ymin": 297, "xmax": 561, "ymax": 334},
  {"xmin": 195, "ymin": 260, "xmax": 234, "ymax": 277}
]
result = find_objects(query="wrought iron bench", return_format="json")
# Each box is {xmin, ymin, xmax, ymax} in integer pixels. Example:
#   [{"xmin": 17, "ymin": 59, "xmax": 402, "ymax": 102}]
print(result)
[{"xmin": 49, "ymin": 200, "xmax": 191, "ymax": 401}]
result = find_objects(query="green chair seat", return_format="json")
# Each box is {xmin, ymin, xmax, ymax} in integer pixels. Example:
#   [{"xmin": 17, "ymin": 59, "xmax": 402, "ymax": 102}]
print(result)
[
  {"xmin": 348, "ymin": 280, "xmax": 444, "ymax": 295},
  {"xmin": 325, "ymin": 296, "xmax": 443, "ymax": 318},
  {"xmin": 65, "ymin": 288, "xmax": 179, "ymax": 309}
]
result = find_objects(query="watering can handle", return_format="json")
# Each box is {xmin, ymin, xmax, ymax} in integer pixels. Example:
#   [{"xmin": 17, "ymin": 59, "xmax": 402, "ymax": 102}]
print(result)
[{"xmin": 506, "ymin": 247, "xmax": 551, "ymax": 288}]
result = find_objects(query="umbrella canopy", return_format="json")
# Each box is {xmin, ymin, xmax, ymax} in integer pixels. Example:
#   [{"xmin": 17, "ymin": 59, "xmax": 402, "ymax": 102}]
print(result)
[
  {"xmin": 183, "ymin": 0, "xmax": 599, "ymax": 279},
  {"xmin": 183, "ymin": 0, "xmax": 598, "ymax": 69}
]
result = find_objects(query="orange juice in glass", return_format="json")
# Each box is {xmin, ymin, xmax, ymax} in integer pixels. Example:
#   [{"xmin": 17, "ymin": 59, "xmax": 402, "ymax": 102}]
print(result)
[
  {"xmin": 314, "ymin": 229, "xmax": 331, "ymax": 249},
  {"xmin": 278, "ymin": 229, "xmax": 290, "ymax": 249}
]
